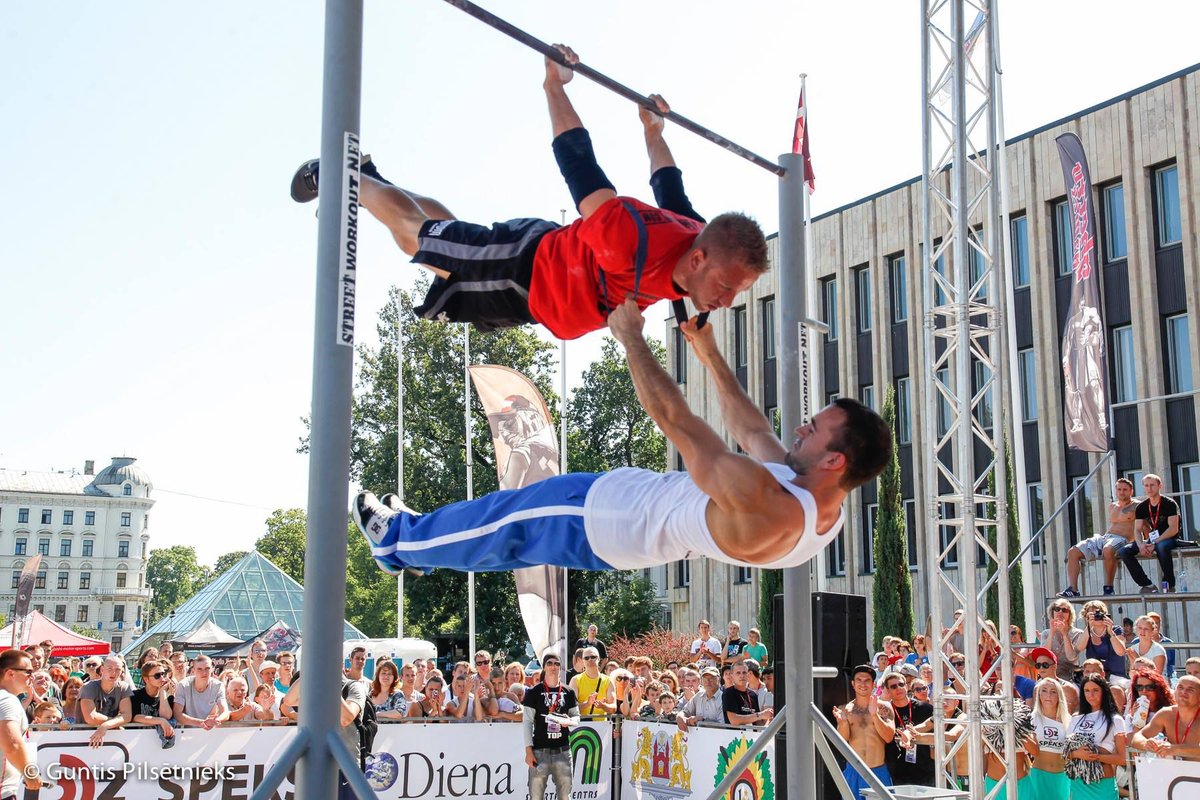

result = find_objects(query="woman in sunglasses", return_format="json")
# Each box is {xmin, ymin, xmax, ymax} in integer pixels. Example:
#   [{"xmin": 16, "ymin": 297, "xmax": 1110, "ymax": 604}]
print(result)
[
  {"xmin": 1028, "ymin": 678, "xmax": 1071, "ymax": 796},
  {"xmin": 1125, "ymin": 668, "xmax": 1172, "ymax": 733},
  {"xmin": 1039, "ymin": 601, "xmax": 1086, "ymax": 682},
  {"xmin": 130, "ymin": 662, "xmax": 176, "ymax": 749}
]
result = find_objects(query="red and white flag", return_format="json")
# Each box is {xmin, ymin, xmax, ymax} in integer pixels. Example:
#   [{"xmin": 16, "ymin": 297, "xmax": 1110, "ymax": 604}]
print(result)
[{"xmin": 792, "ymin": 87, "xmax": 816, "ymax": 194}]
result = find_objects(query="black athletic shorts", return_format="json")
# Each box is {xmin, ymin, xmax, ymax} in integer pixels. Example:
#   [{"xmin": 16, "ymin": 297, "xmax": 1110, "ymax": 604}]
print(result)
[{"xmin": 412, "ymin": 217, "xmax": 558, "ymax": 332}]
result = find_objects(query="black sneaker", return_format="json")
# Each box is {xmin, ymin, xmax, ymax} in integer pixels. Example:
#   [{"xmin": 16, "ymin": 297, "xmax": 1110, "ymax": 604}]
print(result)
[
  {"xmin": 360, "ymin": 154, "xmax": 392, "ymax": 186},
  {"xmin": 290, "ymin": 158, "xmax": 320, "ymax": 203}
]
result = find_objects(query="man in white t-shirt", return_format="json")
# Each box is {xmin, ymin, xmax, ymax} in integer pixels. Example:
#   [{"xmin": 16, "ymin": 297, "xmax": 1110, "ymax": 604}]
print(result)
[
  {"xmin": 691, "ymin": 621, "xmax": 722, "ymax": 669},
  {"xmin": 0, "ymin": 649, "xmax": 42, "ymax": 799}
]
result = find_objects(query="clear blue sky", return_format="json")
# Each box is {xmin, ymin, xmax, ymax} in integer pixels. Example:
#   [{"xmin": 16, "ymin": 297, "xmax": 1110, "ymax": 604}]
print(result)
[{"xmin": 1, "ymin": 0, "xmax": 1195, "ymax": 565}]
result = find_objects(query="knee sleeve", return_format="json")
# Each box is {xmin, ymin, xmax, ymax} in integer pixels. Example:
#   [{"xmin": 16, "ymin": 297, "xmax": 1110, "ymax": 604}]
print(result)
[{"xmin": 552, "ymin": 127, "xmax": 615, "ymax": 210}]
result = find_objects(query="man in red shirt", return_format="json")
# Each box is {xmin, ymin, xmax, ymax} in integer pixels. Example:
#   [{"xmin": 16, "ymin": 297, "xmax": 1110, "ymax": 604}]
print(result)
[{"xmin": 291, "ymin": 46, "xmax": 768, "ymax": 339}]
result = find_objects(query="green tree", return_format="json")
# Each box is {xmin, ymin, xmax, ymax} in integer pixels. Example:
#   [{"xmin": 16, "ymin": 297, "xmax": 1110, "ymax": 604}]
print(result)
[
  {"xmin": 212, "ymin": 551, "xmax": 249, "ymax": 579},
  {"xmin": 567, "ymin": 337, "xmax": 666, "ymax": 473},
  {"xmin": 757, "ymin": 569, "xmax": 783, "ymax": 654},
  {"xmin": 985, "ymin": 441, "xmax": 1026, "ymax": 635},
  {"xmin": 345, "ymin": 284, "xmax": 560, "ymax": 651},
  {"xmin": 581, "ymin": 573, "xmax": 665, "ymax": 639},
  {"xmin": 872, "ymin": 386, "xmax": 914, "ymax": 650},
  {"xmin": 256, "ymin": 510, "xmax": 307, "ymax": 586},
  {"xmin": 146, "ymin": 545, "xmax": 207, "ymax": 624}
]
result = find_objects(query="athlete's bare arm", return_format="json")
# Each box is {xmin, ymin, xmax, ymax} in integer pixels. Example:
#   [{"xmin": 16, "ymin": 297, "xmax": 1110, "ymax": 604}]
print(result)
[
  {"xmin": 640, "ymin": 94, "xmax": 676, "ymax": 174},
  {"xmin": 681, "ymin": 317, "xmax": 787, "ymax": 464},
  {"xmin": 543, "ymin": 45, "xmax": 615, "ymax": 220},
  {"xmin": 608, "ymin": 300, "xmax": 802, "ymax": 563}
]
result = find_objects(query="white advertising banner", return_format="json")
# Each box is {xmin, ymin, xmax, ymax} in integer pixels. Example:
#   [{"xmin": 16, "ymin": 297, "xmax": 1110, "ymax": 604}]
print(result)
[
  {"xmin": 30, "ymin": 721, "xmax": 613, "ymax": 800},
  {"xmin": 1134, "ymin": 754, "xmax": 1200, "ymax": 799},
  {"xmin": 621, "ymin": 721, "xmax": 776, "ymax": 800}
]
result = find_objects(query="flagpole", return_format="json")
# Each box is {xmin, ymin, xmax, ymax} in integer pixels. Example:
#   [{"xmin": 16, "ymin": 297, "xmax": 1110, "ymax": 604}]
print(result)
[
  {"xmin": 559, "ymin": 338, "xmax": 569, "ymax": 643},
  {"xmin": 396, "ymin": 300, "xmax": 405, "ymax": 639},
  {"xmin": 464, "ymin": 324, "xmax": 476, "ymax": 657}
]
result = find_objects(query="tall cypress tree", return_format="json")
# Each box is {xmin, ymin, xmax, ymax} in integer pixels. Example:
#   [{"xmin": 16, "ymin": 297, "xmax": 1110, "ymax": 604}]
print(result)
[
  {"xmin": 872, "ymin": 386, "xmax": 915, "ymax": 650},
  {"xmin": 758, "ymin": 569, "xmax": 783, "ymax": 654}
]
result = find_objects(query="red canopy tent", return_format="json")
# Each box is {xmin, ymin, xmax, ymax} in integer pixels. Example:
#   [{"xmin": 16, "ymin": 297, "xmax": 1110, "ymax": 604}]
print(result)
[{"xmin": 0, "ymin": 611, "xmax": 109, "ymax": 657}]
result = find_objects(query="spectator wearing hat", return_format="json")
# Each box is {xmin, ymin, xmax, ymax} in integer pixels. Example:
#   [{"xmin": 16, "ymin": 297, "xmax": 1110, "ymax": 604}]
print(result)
[
  {"xmin": 676, "ymin": 667, "xmax": 723, "ymax": 730},
  {"xmin": 1028, "ymin": 646, "xmax": 1079, "ymax": 713},
  {"xmin": 256, "ymin": 661, "xmax": 282, "ymax": 716}
]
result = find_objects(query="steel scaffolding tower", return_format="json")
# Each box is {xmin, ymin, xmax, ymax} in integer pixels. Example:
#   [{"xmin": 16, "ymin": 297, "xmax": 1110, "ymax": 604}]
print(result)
[{"xmin": 921, "ymin": 1, "xmax": 1019, "ymax": 797}]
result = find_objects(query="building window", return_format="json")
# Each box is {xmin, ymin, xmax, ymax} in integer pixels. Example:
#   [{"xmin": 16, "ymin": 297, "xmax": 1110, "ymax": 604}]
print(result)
[
  {"xmin": 112, "ymin": 637, "xmax": 122, "ymax": 652},
  {"xmin": 905, "ymin": 500, "xmax": 919, "ymax": 569},
  {"xmin": 14, "ymin": 539, "xmax": 26, "ymax": 557},
  {"xmin": 40, "ymin": 509, "xmax": 51, "ymax": 525},
  {"xmin": 113, "ymin": 605, "xmax": 125, "ymax": 623},
  {"xmin": 37, "ymin": 539, "xmax": 49, "ymax": 557},
  {"xmin": 54, "ymin": 605, "xmax": 66, "ymax": 623},
  {"xmin": 9, "ymin": 573, "xmax": 18, "ymax": 590},
  {"xmin": 862, "ymin": 504, "xmax": 878, "ymax": 574},
  {"xmin": 1070, "ymin": 477, "xmax": 1098, "ymax": 545},
  {"xmin": 17, "ymin": 509, "xmax": 28, "ymax": 524},
  {"xmin": 1111, "ymin": 326, "xmax": 1136, "ymax": 403},
  {"xmin": 1177, "ymin": 464, "xmax": 1200, "ymax": 547},
  {"xmin": 733, "ymin": 306, "xmax": 748, "ymax": 368},
  {"xmin": 822, "ymin": 279, "xmax": 839, "ymax": 341},
  {"xmin": 735, "ymin": 566, "xmax": 752, "ymax": 585},
  {"xmin": 123, "ymin": 484, "xmax": 132, "ymax": 496},
  {"xmin": 1028, "ymin": 484, "xmax": 1045, "ymax": 560},
  {"xmin": 1155, "ymin": 165, "xmax": 1182, "ymax": 247},
  {"xmin": 860, "ymin": 384, "xmax": 876, "ymax": 411},
  {"xmin": 82, "ymin": 539, "xmax": 93, "ymax": 557},
  {"xmin": 1103, "ymin": 183, "xmax": 1127, "ymax": 261},
  {"xmin": 969, "ymin": 233, "xmax": 988, "ymax": 302},
  {"xmin": 77, "ymin": 606, "xmax": 89, "ymax": 623},
  {"xmin": 141, "ymin": 542, "xmax": 147, "ymax": 559},
  {"xmin": 939, "ymin": 523, "xmax": 959, "ymax": 569},
  {"xmin": 116, "ymin": 573, "xmax": 127, "ymax": 589},
  {"xmin": 765, "ymin": 406, "xmax": 780, "ymax": 437},
  {"xmin": 57, "ymin": 571, "xmax": 69, "ymax": 590},
  {"xmin": 79, "ymin": 572, "xmax": 91, "ymax": 590},
  {"xmin": 1011, "ymin": 215, "xmax": 1029, "ymax": 288},
  {"xmin": 933, "ymin": 252, "xmax": 948, "ymax": 305},
  {"xmin": 120, "ymin": 512, "xmax": 131, "ymax": 528},
  {"xmin": 33, "ymin": 605, "xmax": 42, "ymax": 615},
  {"xmin": 896, "ymin": 377, "xmax": 912, "ymax": 445},
  {"xmin": 1055, "ymin": 200, "xmax": 1072, "ymax": 276},
  {"xmin": 62, "ymin": 510, "xmax": 74, "ymax": 526},
  {"xmin": 675, "ymin": 559, "xmax": 691, "ymax": 588},
  {"xmin": 118, "ymin": 540, "xmax": 130, "ymax": 558},
  {"xmin": 856, "ymin": 267, "xmax": 872, "ymax": 333},
  {"xmin": 84, "ymin": 511, "xmax": 95, "ymax": 526},
  {"xmin": 972, "ymin": 360, "xmax": 993, "ymax": 429},
  {"xmin": 827, "ymin": 529, "xmax": 846, "ymax": 577},
  {"xmin": 1018, "ymin": 348, "xmax": 1038, "ymax": 422},
  {"xmin": 1166, "ymin": 314, "xmax": 1193, "ymax": 393},
  {"xmin": 59, "ymin": 540, "xmax": 71, "ymax": 557},
  {"xmin": 762, "ymin": 297, "xmax": 777, "ymax": 360},
  {"xmin": 672, "ymin": 326, "xmax": 688, "ymax": 384},
  {"xmin": 889, "ymin": 255, "xmax": 907, "ymax": 323},
  {"xmin": 34, "ymin": 571, "xmax": 45, "ymax": 590}
]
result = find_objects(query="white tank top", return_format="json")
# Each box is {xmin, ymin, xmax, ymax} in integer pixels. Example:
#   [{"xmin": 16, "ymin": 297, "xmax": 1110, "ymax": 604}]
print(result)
[{"xmin": 583, "ymin": 463, "xmax": 844, "ymax": 570}]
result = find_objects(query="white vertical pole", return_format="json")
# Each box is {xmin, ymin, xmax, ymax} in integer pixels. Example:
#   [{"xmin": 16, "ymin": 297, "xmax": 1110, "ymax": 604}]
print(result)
[
  {"xmin": 465, "ymin": 324, "xmax": 476, "ymax": 657},
  {"xmin": 397, "ymin": 301, "xmax": 405, "ymax": 638},
  {"xmin": 560, "ymin": 339, "xmax": 570, "ymax": 632}
]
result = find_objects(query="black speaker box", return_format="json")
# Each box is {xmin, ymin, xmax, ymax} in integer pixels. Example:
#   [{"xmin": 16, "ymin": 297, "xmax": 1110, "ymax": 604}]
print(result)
[{"xmin": 772, "ymin": 591, "xmax": 869, "ymax": 800}]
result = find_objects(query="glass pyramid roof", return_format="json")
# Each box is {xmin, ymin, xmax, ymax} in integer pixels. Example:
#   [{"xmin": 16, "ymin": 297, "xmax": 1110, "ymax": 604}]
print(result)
[{"xmin": 124, "ymin": 551, "xmax": 364, "ymax": 654}]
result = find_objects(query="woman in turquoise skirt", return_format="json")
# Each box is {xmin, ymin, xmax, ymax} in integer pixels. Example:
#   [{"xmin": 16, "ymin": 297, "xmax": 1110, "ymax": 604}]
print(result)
[
  {"xmin": 1065, "ymin": 675, "xmax": 1126, "ymax": 800},
  {"xmin": 1027, "ymin": 671, "xmax": 1071, "ymax": 795}
]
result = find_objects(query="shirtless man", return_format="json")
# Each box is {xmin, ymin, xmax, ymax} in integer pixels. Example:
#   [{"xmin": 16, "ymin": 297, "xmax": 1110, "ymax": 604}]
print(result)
[
  {"xmin": 833, "ymin": 665, "xmax": 896, "ymax": 800},
  {"xmin": 1058, "ymin": 478, "xmax": 1137, "ymax": 597},
  {"xmin": 1130, "ymin": 675, "xmax": 1200, "ymax": 759}
]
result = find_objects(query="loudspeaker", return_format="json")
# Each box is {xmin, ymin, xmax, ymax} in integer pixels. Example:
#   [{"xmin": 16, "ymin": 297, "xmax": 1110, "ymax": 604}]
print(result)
[{"xmin": 772, "ymin": 592, "xmax": 869, "ymax": 800}]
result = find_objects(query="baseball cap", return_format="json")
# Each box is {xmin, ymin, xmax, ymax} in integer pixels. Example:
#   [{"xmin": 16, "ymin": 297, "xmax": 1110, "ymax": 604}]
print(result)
[
  {"xmin": 259, "ymin": 660, "xmax": 280, "ymax": 672},
  {"xmin": 1028, "ymin": 647, "xmax": 1057, "ymax": 665},
  {"xmin": 701, "ymin": 667, "xmax": 720, "ymax": 678}
]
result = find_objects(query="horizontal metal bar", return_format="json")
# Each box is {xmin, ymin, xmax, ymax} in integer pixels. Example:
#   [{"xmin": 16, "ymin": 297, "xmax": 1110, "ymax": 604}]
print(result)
[
  {"xmin": 439, "ymin": 0, "xmax": 785, "ymax": 176},
  {"xmin": 1110, "ymin": 388, "xmax": 1200, "ymax": 409}
]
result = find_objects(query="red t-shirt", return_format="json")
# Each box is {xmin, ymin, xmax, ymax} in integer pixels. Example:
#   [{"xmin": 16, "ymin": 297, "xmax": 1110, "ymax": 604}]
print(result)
[{"xmin": 528, "ymin": 197, "xmax": 703, "ymax": 340}]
